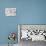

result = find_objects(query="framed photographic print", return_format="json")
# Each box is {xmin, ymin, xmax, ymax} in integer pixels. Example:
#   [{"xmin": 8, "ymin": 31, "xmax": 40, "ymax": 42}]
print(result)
[{"xmin": 5, "ymin": 8, "xmax": 16, "ymax": 16}]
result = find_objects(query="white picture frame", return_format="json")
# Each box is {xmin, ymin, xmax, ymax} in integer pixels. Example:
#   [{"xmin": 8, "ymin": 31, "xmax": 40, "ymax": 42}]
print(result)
[{"xmin": 5, "ymin": 8, "xmax": 16, "ymax": 16}]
